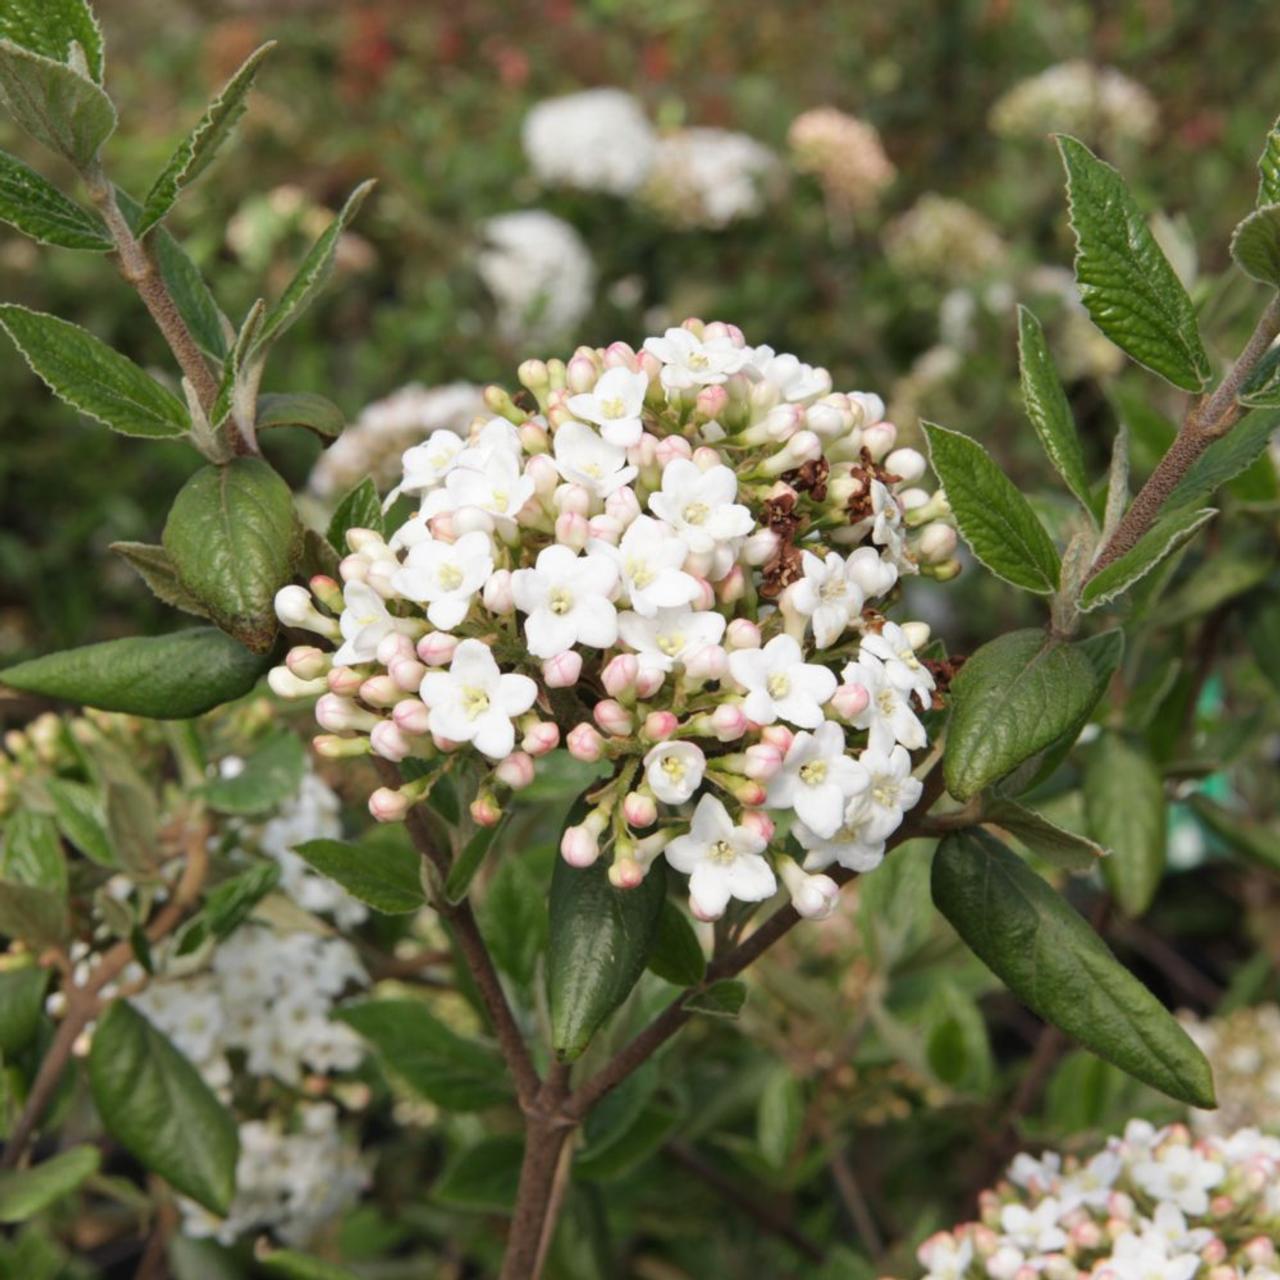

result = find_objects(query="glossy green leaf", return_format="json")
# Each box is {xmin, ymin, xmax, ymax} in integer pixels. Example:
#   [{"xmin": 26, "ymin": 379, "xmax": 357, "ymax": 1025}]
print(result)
[
  {"xmin": 1057, "ymin": 135, "xmax": 1210, "ymax": 391},
  {"xmin": 434, "ymin": 1137, "xmax": 522, "ymax": 1213},
  {"xmin": 944, "ymin": 629, "xmax": 1102, "ymax": 800},
  {"xmin": 201, "ymin": 732, "xmax": 305, "ymax": 816},
  {"xmin": 0, "ymin": 962, "xmax": 49, "ymax": 1053},
  {"xmin": 163, "ymin": 458, "xmax": 299, "ymax": 654},
  {"xmin": 0, "ymin": 304, "xmax": 189, "ymax": 438},
  {"xmin": 0, "ymin": 149, "xmax": 108, "ymax": 248},
  {"xmin": 686, "ymin": 979, "xmax": 748, "ymax": 1019},
  {"xmin": 203, "ymin": 862, "xmax": 280, "ymax": 939},
  {"xmin": 0, "ymin": 1147, "xmax": 99, "ymax": 1223},
  {"xmin": 103, "ymin": 775, "xmax": 158, "ymax": 877},
  {"xmin": 255, "ymin": 392, "xmax": 344, "ymax": 439},
  {"xmin": 923, "ymin": 422, "xmax": 1060, "ymax": 593},
  {"xmin": 139, "ymin": 44, "xmax": 274, "ymax": 234},
  {"xmin": 1017, "ymin": 306, "xmax": 1092, "ymax": 510},
  {"xmin": 293, "ymin": 831, "xmax": 424, "ymax": 914},
  {"xmin": 1084, "ymin": 732, "xmax": 1166, "ymax": 917},
  {"xmin": 0, "ymin": 40, "xmax": 114, "ymax": 167},
  {"xmin": 1080, "ymin": 507, "xmax": 1217, "ymax": 611},
  {"xmin": 109, "ymin": 542, "xmax": 211, "ymax": 619},
  {"xmin": 326, "ymin": 476, "xmax": 383, "ymax": 553},
  {"xmin": 0, "ymin": 628, "xmax": 272, "ymax": 718},
  {"xmin": 1231, "ymin": 204, "xmax": 1280, "ymax": 285},
  {"xmin": 1168, "ymin": 408, "xmax": 1280, "ymax": 507},
  {"xmin": 336, "ymin": 999, "xmax": 508, "ymax": 1110},
  {"xmin": 983, "ymin": 797, "xmax": 1104, "ymax": 873},
  {"xmin": 924, "ymin": 980, "xmax": 994, "ymax": 1094},
  {"xmin": 0, "ymin": 0, "xmax": 103, "ymax": 81},
  {"xmin": 932, "ymin": 829, "xmax": 1214, "ymax": 1106},
  {"xmin": 88, "ymin": 1001, "xmax": 239, "ymax": 1213},
  {"xmin": 646, "ymin": 897, "xmax": 707, "ymax": 987}
]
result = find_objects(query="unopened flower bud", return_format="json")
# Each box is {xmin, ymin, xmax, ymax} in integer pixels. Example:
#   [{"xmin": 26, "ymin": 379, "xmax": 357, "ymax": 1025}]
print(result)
[
  {"xmin": 345, "ymin": 528, "xmax": 390, "ymax": 557},
  {"xmin": 654, "ymin": 434, "xmax": 692, "ymax": 468},
  {"xmin": 327, "ymin": 665, "xmax": 365, "ymax": 697},
  {"xmin": 567, "ymin": 722, "xmax": 605, "ymax": 762},
  {"xmin": 417, "ymin": 632, "xmax": 459, "ymax": 667},
  {"xmin": 543, "ymin": 650, "xmax": 583, "ymax": 689},
  {"xmin": 862, "ymin": 421, "xmax": 896, "ymax": 460},
  {"xmin": 522, "ymin": 721, "xmax": 560, "ymax": 756},
  {"xmin": 387, "ymin": 658, "xmax": 426, "ymax": 692},
  {"xmin": 760, "ymin": 429, "xmax": 821, "ymax": 477},
  {"xmin": 369, "ymin": 786, "xmax": 410, "ymax": 822},
  {"xmin": 780, "ymin": 859, "xmax": 840, "ymax": 920},
  {"xmin": 642, "ymin": 710, "xmax": 678, "ymax": 742},
  {"xmin": 602, "ymin": 653, "xmax": 639, "ymax": 698},
  {"xmin": 518, "ymin": 358, "xmax": 550, "ymax": 396},
  {"xmin": 561, "ymin": 809, "xmax": 607, "ymax": 866},
  {"xmin": 370, "ymin": 720, "xmax": 413, "ymax": 762},
  {"xmin": 744, "ymin": 742, "xmax": 784, "ymax": 780},
  {"xmin": 364, "ymin": 559, "xmax": 400, "ymax": 599},
  {"xmin": 742, "ymin": 528, "xmax": 779, "ymax": 566},
  {"xmin": 604, "ymin": 485, "xmax": 640, "ymax": 526},
  {"xmin": 886, "ymin": 447, "xmax": 927, "ymax": 484},
  {"xmin": 339, "ymin": 554, "xmax": 369, "ymax": 584},
  {"xmin": 470, "ymin": 790, "xmax": 503, "ymax": 826},
  {"xmin": 831, "ymin": 682, "xmax": 870, "ymax": 719},
  {"xmin": 725, "ymin": 618, "xmax": 762, "ymax": 650},
  {"xmin": 681, "ymin": 644, "xmax": 725, "ymax": 684},
  {"xmin": 313, "ymin": 733, "xmax": 372, "ymax": 759},
  {"xmin": 374, "ymin": 631, "xmax": 413, "ymax": 667},
  {"xmin": 901, "ymin": 620, "xmax": 932, "ymax": 651},
  {"xmin": 359, "ymin": 675, "xmax": 400, "ymax": 708},
  {"xmin": 553, "ymin": 511, "xmax": 588, "ymax": 550},
  {"xmin": 594, "ymin": 699, "xmax": 634, "ymax": 737},
  {"xmin": 587, "ymin": 514, "xmax": 623, "ymax": 545},
  {"xmin": 274, "ymin": 585, "xmax": 340, "ymax": 638},
  {"xmin": 709, "ymin": 702, "xmax": 747, "ymax": 742},
  {"xmin": 268, "ymin": 666, "xmax": 327, "ymax": 699},
  {"xmin": 526, "ymin": 453, "xmax": 559, "ymax": 497},
  {"xmin": 716, "ymin": 564, "xmax": 746, "ymax": 605},
  {"xmin": 740, "ymin": 809, "xmax": 775, "ymax": 843},
  {"xmin": 566, "ymin": 353, "xmax": 598, "ymax": 393},
  {"xmin": 623, "ymin": 790, "xmax": 657, "ymax": 828},
  {"xmin": 316, "ymin": 694, "xmax": 380, "ymax": 734},
  {"xmin": 635, "ymin": 665, "xmax": 666, "ymax": 698},
  {"xmin": 917, "ymin": 521, "xmax": 958, "ymax": 564},
  {"xmin": 609, "ymin": 856, "xmax": 645, "ymax": 889},
  {"xmin": 308, "ymin": 576, "xmax": 344, "ymax": 612},
  {"xmin": 760, "ymin": 724, "xmax": 795, "ymax": 753},
  {"xmin": 556, "ymin": 484, "xmax": 591, "ymax": 517},
  {"xmin": 392, "ymin": 698, "xmax": 431, "ymax": 736},
  {"xmin": 454, "ymin": 505, "xmax": 496, "ymax": 538},
  {"xmin": 495, "ymin": 751, "xmax": 535, "ymax": 790}
]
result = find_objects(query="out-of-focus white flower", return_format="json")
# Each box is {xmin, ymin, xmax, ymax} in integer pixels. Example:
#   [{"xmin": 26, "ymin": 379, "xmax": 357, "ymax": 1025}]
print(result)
[
  {"xmin": 788, "ymin": 107, "xmax": 895, "ymax": 215},
  {"xmin": 663, "ymin": 793, "xmax": 776, "ymax": 920},
  {"xmin": 642, "ymin": 127, "xmax": 780, "ymax": 229},
  {"xmin": 883, "ymin": 194, "xmax": 1005, "ymax": 284},
  {"xmin": 522, "ymin": 88, "xmax": 657, "ymax": 195}
]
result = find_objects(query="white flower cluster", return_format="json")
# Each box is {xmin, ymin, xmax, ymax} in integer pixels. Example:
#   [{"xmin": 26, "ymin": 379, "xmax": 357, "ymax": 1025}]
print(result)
[
  {"xmin": 522, "ymin": 88, "xmax": 658, "ymax": 196},
  {"xmin": 477, "ymin": 210, "xmax": 596, "ymax": 344},
  {"xmin": 788, "ymin": 107, "xmax": 896, "ymax": 215},
  {"xmin": 1182, "ymin": 1005, "xmax": 1280, "ymax": 1139},
  {"xmin": 641, "ymin": 127, "xmax": 781, "ymax": 229},
  {"xmin": 309, "ymin": 382, "xmax": 485, "ymax": 500},
  {"xmin": 178, "ymin": 1103, "xmax": 368, "ymax": 1248},
  {"xmin": 883, "ymin": 195, "xmax": 1007, "ymax": 285},
  {"xmin": 273, "ymin": 319, "xmax": 960, "ymax": 923},
  {"xmin": 989, "ymin": 61, "xmax": 1159, "ymax": 150},
  {"xmin": 914, "ymin": 1122, "xmax": 1280, "ymax": 1280}
]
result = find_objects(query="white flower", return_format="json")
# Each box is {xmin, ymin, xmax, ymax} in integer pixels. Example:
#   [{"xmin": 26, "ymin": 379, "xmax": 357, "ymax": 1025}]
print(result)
[
  {"xmin": 747, "ymin": 347, "xmax": 833, "ymax": 403},
  {"xmin": 1056, "ymin": 1149, "xmax": 1122, "ymax": 1211},
  {"xmin": 391, "ymin": 530, "xmax": 493, "ymax": 631},
  {"xmin": 1146, "ymin": 1202, "xmax": 1214, "ymax": 1254},
  {"xmin": 643, "ymin": 741, "xmax": 706, "ymax": 805},
  {"xmin": 787, "ymin": 550, "xmax": 867, "ymax": 648},
  {"xmin": 598, "ymin": 515, "xmax": 699, "ymax": 617},
  {"xmin": 859, "ymin": 621, "xmax": 935, "ymax": 709},
  {"xmin": 522, "ymin": 89, "xmax": 657, "ymax": 195},
  {"xmin": 794, "ymin": 814, "xmax": 886, "ymax": 873},
  {"xmin": 566, "ymin": 366, "xmax": 650, "ymax": 448},
  {"xmin": 869, "ymin": 479, "xmax": 911, "ymax": 566},
  {"xmin": 331, "ymin": 581, "xmax": 409, "ymax": 667},
  {"xmin": 842, "ymin": 651, "xmax": 927, "ymax": 753},
  {"xmin": 663, "ymin": 794, "xmax": 776, "ymax": 920},
  {"xmin": 648, "ymin": 458, "xmax": 754, "ymax": 555},
  {"xmin": 511, "ymin": 545, "xmax": 619, "ymax": 658},
  {"xmin": 387, "ymin": 430, "xmax": 466, "ymax": 505},
  {"xmin": 845, "ymin": 745, "xmax": 922, "ymax": 843},
  {"xmin": 917, "ymin": 1233, "xmax": 973, "ymax": 1280},
  {"xmin": 1008, "ymin": 1151, "xmax": 1062, "ymax": 1193},
  {"xmin": 421, "ymin": 440, "xmax": 535, "ymax": 533},
  {"xmin": 1130, "ymin": 1145, "xmax": 1224, "ymax": 1216},
  {"xmin": 729, "ymin": 634, "xmax": 837, "ymax": 729},
  {"xmin": 419, "ymin": 638, "xmax": 538, "ymax": 759},
  {"xmin": 1106, "ymin": 1232, "xmax": 1199, "ymax": 1280},
  {"xmin": 552, "ymin": 419, "xmax": 638, "ymax": 498},
  {"xmin": 618, "ymin": 607, "xmax": 726, "ymax": 674},
  {"xmin": 766, "ymin": 720, "xmax": 868, "ymax": 838},
  {"xmin": 642, "ymin": 128, "xmax": 778, "ymax": 230},
  {"xmin": 999, "ymin": 1198, "xmax": 1068, "ymax": 1253},
  {"xmin": 642, "ymin": 326, "xmax": 751, "ymax": 392}
]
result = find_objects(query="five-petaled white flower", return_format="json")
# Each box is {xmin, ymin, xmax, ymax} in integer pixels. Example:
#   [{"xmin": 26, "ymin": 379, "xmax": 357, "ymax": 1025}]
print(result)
[
  {"xmin": 859, "ymin": 621, "xmax": 935, "ymax": 709},
  {"xmin": 552, "ymin": 419, "xmax": 638, "ymax": 500},
  {"xmin": 422, "ymin": 443, "xmax": 534, "ymax": 532},
  {"xmin": 643, "ymin": 326, "xmax": 751, "ymax": 392},
  {"xmin": 787, "ymin": 550, "xmax": 867, "ymax": 649},
  {"xmin": 842, "ymin": 651, "xmax": 927, "ymax": 754},
  {"xmin": 1130, "ymin": 1146, "xmax": 1224, "ymax": 1216},
  {"xmin": 793, "ymin": 812, "xmax": 886, "ymax": 874},
  {"xmin": 998, "ymin": 1199, "xmax": 1068, "ymax": 1254},
  {"xmin": 386, "ymin": 431, "xmax": 465, "ymax": 508},
  {"xmin": 597, "ymin": 515, "xmax": 700, "ymax": 616},
  {"xmin": 566, "ymin": 367, "xmax": 649, "ymax": 448},
  {"xmin": 747, "ymin": 347, "xmax": 833, "ymax": 403},
  {"xmin": 1105, "ymin": 1233, "xmax": 1199, "ymax": 1280},
  {"xmin": 663, "ymin": 793, "xmax": 776, "ymax": 920},
  {"xmin": 845, "ymin": 744, "xmax": 922, "ymax": 843},
  {"xmin": 391, "ymin": 530, "xmax": 493, "ymax": 631},
  {"xmin": 648, "ymin": 459, "xmax": 754, "ymax": 555},
  {"xmin": 332, "ymin": 582, "xmax": 411, "ymax": 667},
  {"xmin": 729, "ymin": 634, "xmax": 837, "ymax": 728},
  {"xmin": 618, "ymin": 607, "xmax": 726, "ymax": 674},
  {"xmin": 511, "ymin": 545, "xmax": 620, "ymax": 658},
  {"xmin": 766, "ymin": 720, "xmax": 869, "ymax": 838},
  {"xmin": 419, "ymin": 639, "xmax": 537, "ymax": 759},
  {"xmin": 643, "ymin": 741, "xmax": 706, "ymax": 805}
]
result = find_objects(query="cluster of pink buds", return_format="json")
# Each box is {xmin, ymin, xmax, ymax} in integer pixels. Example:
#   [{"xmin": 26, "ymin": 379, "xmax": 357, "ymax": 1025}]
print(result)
[{"xmin": 273, "ymin": 319, "xmax": 959, "ymax": 922}]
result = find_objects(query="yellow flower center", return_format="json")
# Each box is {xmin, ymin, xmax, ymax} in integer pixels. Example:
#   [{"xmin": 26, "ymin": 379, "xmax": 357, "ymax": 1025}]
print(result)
[
  {"xmin": 657, "ymin": 632, "xmax": 685, "ymax": 657},
  {"xmin": 767, "ymin": 673, "xmax": 791, "ymax": 699},
  {"xmin": 627, "ymin": 556, "xmax": 655, "ymax": 589},
  {"xmin": 877, "ymin": 689, "xmax": 897, "ymax": 716},
  {"xmin": 799, "ymin": 760, "xmax": 828, "ymax": 786},
  {"xmin": 683, "ymin": 501, "xmax": 710, "ymax": 525},
  {"xmin": 600, "ymin": 396, "xmax": 627, "ymax": 419},
  {"xmin": 871, "ymin": 779, "xmax": 898, "ymax": 807},
  {"xmin": 438, "ymin": 563, "xmax": 464, "ymax": 591},
  {"xmin": 661, "ymin": 755, "xmax": 685, "ymax": 780},
  {"xmin": 688, "ymin": 351, "xmax": 711, "ymax": 370},
  {"xmin": 462, "ymin": 686, "xmax": 490, "ymax": 719},
  {"xmin": 491, "ymin": 488, "xmax": 509, "ymax": 513},
  {"xmin": 708, "ymin": 838, "xmax": 736, "ymax": 864},
  {"xmin": 549, "ymin": 587, "xmax": 574, "ymax": 616}
]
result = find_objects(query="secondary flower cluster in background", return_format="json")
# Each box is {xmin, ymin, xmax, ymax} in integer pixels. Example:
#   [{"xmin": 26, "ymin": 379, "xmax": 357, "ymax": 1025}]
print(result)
[{"xmin": 1182, "ymin": 1005, "xmax": 1280, "ymax": 1139}]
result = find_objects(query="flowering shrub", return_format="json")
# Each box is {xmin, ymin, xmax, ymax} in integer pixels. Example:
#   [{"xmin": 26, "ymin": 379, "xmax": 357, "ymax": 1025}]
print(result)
[{"xmin": 1182, "ymin": 1006, "xmax": 1280, "ymax": 1138}]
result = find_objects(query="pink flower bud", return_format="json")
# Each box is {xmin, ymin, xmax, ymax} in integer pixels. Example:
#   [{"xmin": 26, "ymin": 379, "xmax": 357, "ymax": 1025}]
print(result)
[
  {"xmin": 635, "ymin": 665, "xmax": 666, "ymax": 698},
  {"xmin": 695, "ymin": 384, "xmax": 728, "ymax": 420},
  {"xmin": 637, "ymin": 350, "xmax": 662, "ymax": 382},
  {"xmin": 327, "ymin": 665, "xmax": 365, "ymax": 697},
  {"xmin": 494, "ymin": 751, "xmax": 535, "ymax": 790},
  {"xmin": 740, "ymin": 809, "xmax": 775, "ymax": 843},
  {"xmin": 376, "ymin": 631, "xmax": 415, "ymax": 667},
  {"xmin": 642, "ymin": 710, "xmax": 678, "ymax": 742},
  {"xmin": 522, "ymin": 721, "xmax": 560, "ymax": 756},
  {"xmin": 370, "ymin": 720, "xmax": 413, "ymax": 762},
  {"xmin": 632, "ymin": 430, "xmax": 659, "ymax": 469},
  {"xmin": 316, "ymin": 694, "xmax": 379, "ymax": 733},
  {"xmin": 593, "ymin": 698, "xmax": 634, "ymax": 737},
  {"xmin": 1244, "ymin": 1238, "xmax": 1277, "ymax": 1267},
  {"xmin": 716, "ymin": 564, "xmax": 746, "ymax": 605},
  {"xmin": 478, "ymin": 568, "xmax": 512, "ymax": 615},
  {"xmin": 743, "ymin": 742, "xmax": 783, "ymax": 780},
  {"xmin": 392, "ymin": 697, "xmax": 431, "ymax": 736},
  {"xmin": 517, "ymin": 419, "xmax": 549, "ymax": 454},
  {"xmin": 525, "ymin": 453, "xmax": 559, "ymax": 498},
  {"xmin": 862, "ymin": 421, "xmax": 896, "ymax": 461},
  {"xmin": 623, "ymin": 791, "xmax": 657, "ymax": 828},
  {"xmin": 587, "ymin": 514, "xmax": 623, "ymax": 545},
  {"xmin": 390, "ymin": 657, "xmax": 427, "ymax": 692},
  {"xmin": 601, "ymin": 653, "xmax": 639, "ymax": 697},
  {"xmin": 683, "ymin": 644, "xmax": 727, "ymax": 683},
  {"xmin": 1070, "ymin": 1221, "xmax": 1103, "ymax": 1250},
  {"xmin": 285, "ymin": 646, "xmax": 330, "ymax": 681},
  {"xmin": 831, "ymin": 682, "xmax": 870, "ymax": 719},
  {"xmin": 604, "ymin": 485, "xmax": 641, "ymax": 526},
  {"xmin": 542, "ymin": 650, "xmax": 583, "ymax": 688},
  {"xmin": 470, "ymin": 791, "xmax": 502, "ymax": 826},
  {"xmin": 561, "ymin": 823, "xmax": 600, "ymax": 867},
  {"xmin": 760, "ymin": 724, "xmax": 795, "ymax": 754},
  {"xmin": 417, "ymin": 632, "xmax": 459, "ymax": 667},
  {"xmin": 427, "ymin": 512, "xmax": 456, "ymax": 541},
  {"xmin": 556, "ymin": 484, "xmax": 591, "ymax": 517},
  {"xmin": 1208, "ymin": 1195, "xmax": 1233, "ymax": 1219},
  {"xmin": 603, "ymin": 340, "xmax": 638, "ymax": 370},
  {"xmin": 608, "ymin": 856, "xmax": 645, "ymax": 889},
  {"xmin": 734, "ymin": 778, "xmax": 767, "ymax": 806},
  {"xmin": 792, "ymin": 871, "xmax": 840, "ymax": 920},
  {"xmin": 567, "ymin": 722, "xmax": 605, "ymax": 762},
  {"xmin": 725, "ymin": 618, "xmax": 762, "ymax": 650},
  {"xmin": 654, "ymin": 435, "xmax": 692, "ymax": 468},
  {"xmin": 555, "ymin": 511, "xmax": 589, "ymax": 550},
  {"xmin": 691, "ymin": 445, "xmax": 720, "ymax": 472},
  {"xmin": 566, "ymin": 353, "xmax": 598, "ymax": 393},
  {"xmin": 369, "ymin": 786, "xmax": 410, "ymax": 822},
  {"xmin": 338, "ymin": 554, "xmax": 369, "ymax": 584},
  {"xmin": 308, "ymin": 575, "xmax": 344, "ymax": 612},
  {"xmin": 709, "ymin": 702, "xmax": 747, "ymax": 743},
  {"xmin": 359, "ymin": 675, "xmax": 401, "ymax": 708}
]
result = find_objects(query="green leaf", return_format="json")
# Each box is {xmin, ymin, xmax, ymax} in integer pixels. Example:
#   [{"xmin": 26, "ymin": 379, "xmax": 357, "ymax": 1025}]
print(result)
[
  {"xmin": 201, "ymin": 732, "xmax": 305, "ymax": 816},
  {"xmin": 481, "ymin": 853, "xmax": 545, "ymax": 988},
  {"xmin": 1084, "ymin": 732, "xmax": 1166, "ymax": 917},
  {"xmin": 1167, "ymin": 408, "xmax": 1280, "ymax": 506},
  {"xmin": 444, "ymin": 821, "xmax": 503, "ymax": 905},
  {"xmin": 168, "ymin": 1237, "xmax": 247, "ymax": 1280},
  {"xmin": 109, "ymin": 542, "xmax": 211, "ymax": 619},
  {"xmin": 250, "ymin": 180, "xmax": 376, "ymax": 358},
  {"xmin": 88, "ymin": 1001, "xmax": 239, "ymax": 1214},
  {"xmin": 0, "ymin": 962, "xmax": 49, "ymax": 1054},
  {"xmin": 646, "ymin": 897, "xmax": 707, "ymax": 987},
  {"xmin": 983, "ymin": 797, "xmax": 1104, "ymax": 873},
  {"xmin": 258, "ymin": 1252, "xmax": 359, "ymax": 1280},
  {"xmin": 45, "ymin": 779, "xmax": 113, "ymax": 866},
  {"xmin": 210, "ymin": 298, "xmax": 264, "ymax": 428},
  {"xmin": 1101, "ymin": 423, "xmax": 1129, "ymax": 543},
  {"xmin": 1245, "ymin": 594, "xmax": 1280, "ymax": 696},
  {"xmin": 931, "ymin": 829, "xmax": 1214, "ymax": 1107},
  {"xmin": 0, "ymin": 304, "xmax": 189, "ymax": 438},
  {"xmin": 336, "ymin": 999, "xmax": 508, "ymax": 1111},
  {"xmin": 104, "ymin": 777, "xmax": 158, "ymax": 877},
  {"xmin": 1161, "ymin": 554, "xmax": 1271, "ymax": 626},
  {"xmin": 547, "ymin": 825, "xmax": 666, "ymax": 1061},
  {"xmin": 293, "ymin": 831, "xmax": 424, "ymax": 914},
  {"xmin": 1080, "ymin": 507, "xmax": 1217, "ymax": 611},
  {"xmin": 1230, "ymin": 204, "xmax": 1280, "ymax": 285},
  {"xmin": 575, "ymin": 1100, "xmax": 679, "ymax": 1183},
  {"xmin": 924, "ymin": 980, "xmax": 994, "ymax": 1094},
  {"xmin": 0, "ymin": 1147, "xmax": 99, "ymax": 1223},
  {"xmin": 203, "ymin": 862, "xmax": 280, "ymax": 939},
  {"xmin": 0, "ymin": 149, "xmax": 108, "ymax": 248},
  {"xmin": 163, "ymin": 458, "xmax": 300, "ymax": 654},
  {"xmin": 256, "ymin": 392, "xmax": 344, "ymax": 440},
  {"xmin": 434, "ymin": 1137, "xmax": 522, "ymax": 1213},
  {"xmin": 922, "ymin": 422, "xmax": 1060, "ymax": 593},
  {"xmin": 326, "ymin": 476, "xmax": 384, "ymax": 553},
  {"xmin": 0, "ymin": 0, "xmax": 103, "ymax": 81},
  {"xmin": 1017, "ymin": 306, "xmax": 1092, "ymax": 511},
  {"xmin": 944, "ymin": 630, "xmax": 1103, "ymax": 800},
  {"xmin": 1057, "ymin": 135, "xmax": 1211, "ymax": 392},
  {"xmin": 756, "ymin": 1066, "xmax": 802, "ymax": 1170},
  {"xmin": 2, "ymin": 810, "xmax": 66, "ymax": 894},
  {"xmin": 1189, "ymin": 795, "xmax": 1280, "ymax": 873},
  {"xmin": 1259, "ymin": 115, "xmax": 1280, "ymax": 206},
  {"xmin": 0, "ymin": 628, "xmax": 272, "ymax": 718},
  {"xmin": 0, "ymin": 881, "xmax": 67, "ymax": 946},
  {"xmin": 139, "ymin": 43, "xmax": 274, "ymax": 235},
  {"xmin": 0, "ymin": 40, "xmax": 113, "ymax": 168},
  {"xmin": 685, "ymin": 979, "xmax": 747, "ymax": 1019}
]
